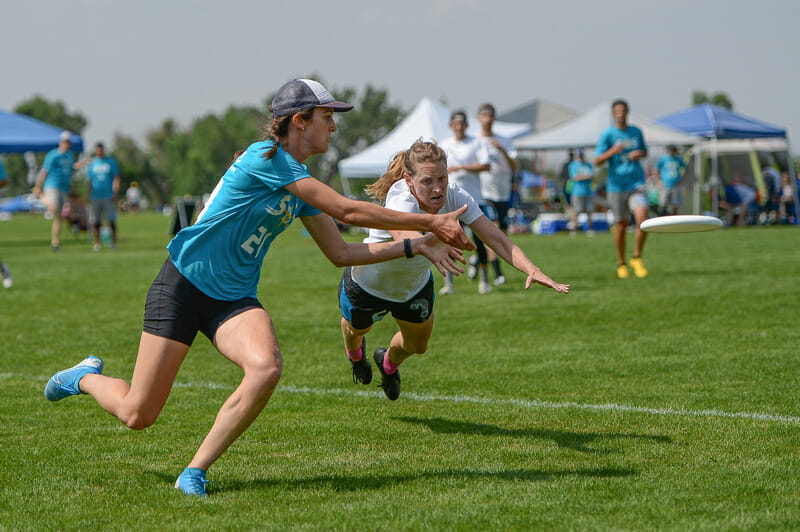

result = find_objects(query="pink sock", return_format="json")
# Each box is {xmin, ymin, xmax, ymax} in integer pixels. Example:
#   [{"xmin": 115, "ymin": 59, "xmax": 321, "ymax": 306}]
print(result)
[
  {"xmin": 347, "ymin": 345, "xmax": 363, "ymax": 362},
  {"xmin": 383, "ymin": 353, "xmax": 399, "ymax": 375}
]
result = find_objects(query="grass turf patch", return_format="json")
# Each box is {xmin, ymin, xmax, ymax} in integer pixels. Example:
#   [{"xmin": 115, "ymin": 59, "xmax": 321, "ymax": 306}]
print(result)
[{"xmin": 2, "ymin": 213, "xmax": 799, "ymax": 529}]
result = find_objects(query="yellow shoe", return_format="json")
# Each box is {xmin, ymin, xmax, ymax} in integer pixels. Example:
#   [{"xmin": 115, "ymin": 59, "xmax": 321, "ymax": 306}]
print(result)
[
  {"xmin": 630, "ymin": 257, "xmax": 648, "ymax": 278},
  {"xmin": 616, "ymin": 264, "xmax": 630, "ymax": 279}
]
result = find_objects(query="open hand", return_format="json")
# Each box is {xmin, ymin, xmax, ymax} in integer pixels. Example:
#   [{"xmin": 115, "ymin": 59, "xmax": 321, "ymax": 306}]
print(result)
[
  {"xmin": 430, "ymin": 205, "xmax": 476, "ymax": 251},
  {"xmin": 524, "ymin": 269, "xmax": 570, "ymax": 293},
  {"xmin": 415, "ymin": 234, "xmax": 466, "ymax": 276}
]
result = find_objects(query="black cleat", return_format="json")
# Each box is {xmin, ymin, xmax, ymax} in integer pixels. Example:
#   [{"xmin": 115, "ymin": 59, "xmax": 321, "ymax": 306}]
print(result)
[
  {"xmin": 350, "ymin": 337, "xmax": 372, "ymax": 385},
  {"xmin": 373, "ymin": 348, "xmax": 401, "ymax": 401}
]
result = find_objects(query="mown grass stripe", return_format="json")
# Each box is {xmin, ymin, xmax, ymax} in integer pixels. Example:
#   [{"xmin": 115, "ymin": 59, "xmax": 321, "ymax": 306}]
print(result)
[{"xmin": 11, "ymin": 373, "xmax": 798, "ymax": 425}]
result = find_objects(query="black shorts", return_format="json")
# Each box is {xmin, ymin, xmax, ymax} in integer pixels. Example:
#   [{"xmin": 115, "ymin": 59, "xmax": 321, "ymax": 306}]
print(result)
[
  {"xmin": 338, "ymin": 267, "xmax": 434, "ymax": 330},
  {"xmin": 143, "ymin": 258, "xmax": 263, "ymax": 346},
  {"xmin": 483, "ymin": 200, "xmax": 510, "ymax": 231}
]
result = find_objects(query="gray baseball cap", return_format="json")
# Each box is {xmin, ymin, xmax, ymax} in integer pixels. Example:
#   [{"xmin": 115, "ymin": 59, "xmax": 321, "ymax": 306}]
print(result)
[{"xmin": 271, "ymin": 79, "xmax": 354, "ymax": 118}]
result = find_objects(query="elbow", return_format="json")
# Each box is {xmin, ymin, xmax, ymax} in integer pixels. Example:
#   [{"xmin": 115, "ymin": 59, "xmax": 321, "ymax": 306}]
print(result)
[
  {"xmin": 327, "ymin": 248, "xmax": 350, "ymax": 268},
  {"xmin": 331, "ymin": 201, "xmax": 361, "ymax": 226},
  {"xmin": 330, "ymin": 256, "xmax": 348, "ymax": 268}
]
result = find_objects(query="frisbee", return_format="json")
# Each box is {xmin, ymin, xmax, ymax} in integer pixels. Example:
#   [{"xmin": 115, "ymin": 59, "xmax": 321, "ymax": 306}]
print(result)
[{"xmin": 640, "ymin": 215, "xmax": 723, "ymax": 233}]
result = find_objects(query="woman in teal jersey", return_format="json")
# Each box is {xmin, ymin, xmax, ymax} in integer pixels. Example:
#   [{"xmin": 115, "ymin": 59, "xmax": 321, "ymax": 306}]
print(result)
[{"xmin": 43, "ymin": 79, "xmax": 473, "ymax": 497}]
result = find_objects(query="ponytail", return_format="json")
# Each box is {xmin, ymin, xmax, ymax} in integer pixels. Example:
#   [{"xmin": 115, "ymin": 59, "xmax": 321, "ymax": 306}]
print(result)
[{"xmin": 365, "ymin": 151, "xmax": 406, "ymax": 201}]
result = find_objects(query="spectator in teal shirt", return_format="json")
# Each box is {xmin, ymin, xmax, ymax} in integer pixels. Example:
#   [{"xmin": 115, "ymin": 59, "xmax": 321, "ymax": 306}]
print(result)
[
  {"xmin": 78, "ymin": 142, "xmax": 121, "ymax": 250},
  {"xmin": 568, "ymin": 149, "xmax": 595, "ymax": 235},
  {"xmin": 34, "ymin": 131, "xmax": 77, "ymax": 251},
  {"xmin": 655, "ymin": 145, "xmax": 686, "ymax": 215}
]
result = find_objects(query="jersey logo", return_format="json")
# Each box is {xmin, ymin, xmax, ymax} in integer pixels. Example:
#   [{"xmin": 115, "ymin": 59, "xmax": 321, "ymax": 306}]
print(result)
[
  {"xmin": 266, "ymin": 194, "xmax": 297, "ymax": 227},
  {"xmin": 409, "ymin": 298, "xmax": 430, "ymax": 320},
  {"xmin": 372, "ymin": 310, "xmax": 389, "ymax": 323},
  {"xmin": 240, "ymin": 194, "xmax": 298, "ymax": 256},
  {"xmin": 241, "ymin": 226, "xmax": 272, "ymax": 256}
]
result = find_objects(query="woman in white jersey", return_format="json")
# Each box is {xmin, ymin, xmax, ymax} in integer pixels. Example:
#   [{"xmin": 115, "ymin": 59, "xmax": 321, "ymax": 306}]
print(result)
[
  {"xmin": 42, "ymin": 80, "xmax": 474, "ymax": 497},
  {"xmin": 339, "ymin": 140, "xmax": 569, "ymax": 400}
]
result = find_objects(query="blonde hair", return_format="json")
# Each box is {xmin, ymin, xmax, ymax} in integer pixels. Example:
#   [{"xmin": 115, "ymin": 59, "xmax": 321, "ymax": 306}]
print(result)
[{"xmin": 365, "ymin": 139, "xmax": 447, "ymax": 201}]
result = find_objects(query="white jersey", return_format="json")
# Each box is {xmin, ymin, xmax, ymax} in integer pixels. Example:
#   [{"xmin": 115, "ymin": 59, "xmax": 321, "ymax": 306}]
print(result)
[
  {"xmin": 351, "ymin": 180, "xmax": 483, "ymax": 302},
  {"xmin": 439, "ymin": 135, "xmax": 489, "ymax": 205},
  {"xmin": 479, "ymin": 134, "xmax": 517, "ymax": 202}
]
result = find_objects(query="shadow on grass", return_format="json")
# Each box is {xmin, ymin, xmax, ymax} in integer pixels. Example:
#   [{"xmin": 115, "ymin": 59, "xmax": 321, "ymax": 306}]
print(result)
[
  {"xmin": 154, "ymin": 465, "xmax": 636, "ymax": 495},
  {"xmin": 396, "ymin": 416, "xmax": 671, "ymax": 454}
]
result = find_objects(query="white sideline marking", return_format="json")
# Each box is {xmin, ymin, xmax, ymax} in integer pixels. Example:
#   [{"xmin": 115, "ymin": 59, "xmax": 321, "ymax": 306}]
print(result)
[{"xmin": 11, "ymin": 373, "xmax": 800, "ymax": 425}]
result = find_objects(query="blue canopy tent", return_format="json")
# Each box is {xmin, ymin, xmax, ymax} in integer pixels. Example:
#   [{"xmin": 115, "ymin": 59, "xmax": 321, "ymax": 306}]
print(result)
[
  {"xmin": 657, "ymin": 104, "xmax": 798, "ymax": 223},
  {"xmin": 657, "ymin": 104, "xmax": 785, "ymax": 139},
  {"xmin": 0, "ymin": 109, "xmax": 83, "ymax": 153}
]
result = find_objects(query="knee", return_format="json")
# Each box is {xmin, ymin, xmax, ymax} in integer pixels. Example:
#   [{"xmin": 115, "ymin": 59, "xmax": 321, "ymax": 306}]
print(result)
[
  {"xmin": 402, "ymin": 339, "xmax": 429, "ymax": 355},
  {"xmin": 121, "ymin": 408, "xmax": 159, "ymax": 431},
  {"xmin": 244, "ymin": 354, "xmax": 283, "ymax": 397}
]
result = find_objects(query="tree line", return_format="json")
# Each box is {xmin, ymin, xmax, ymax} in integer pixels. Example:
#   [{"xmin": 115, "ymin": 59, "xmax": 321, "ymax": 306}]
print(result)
[{"xmin": 2, "ymin": 80, "xmax": 404, "ymax": 204}]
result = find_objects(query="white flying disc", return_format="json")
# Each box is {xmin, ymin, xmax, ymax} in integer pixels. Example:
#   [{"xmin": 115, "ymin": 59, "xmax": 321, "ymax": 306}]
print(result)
[{"xmin": 640, "ymin": 215, "xmax": 723, "ymax": 233}]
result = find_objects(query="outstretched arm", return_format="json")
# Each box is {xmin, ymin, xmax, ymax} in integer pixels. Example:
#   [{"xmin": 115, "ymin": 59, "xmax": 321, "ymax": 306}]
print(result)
[
  {"xmin": 285, "ymin": 177, "xmax": 475, "ymax": 250},
  {"xmin": 300, "ymin": 214, "xmax": 466, "ymax": 274},
  {"xmin": 469, "ymin": 215, "xmax": 569, "ymax": 293}
]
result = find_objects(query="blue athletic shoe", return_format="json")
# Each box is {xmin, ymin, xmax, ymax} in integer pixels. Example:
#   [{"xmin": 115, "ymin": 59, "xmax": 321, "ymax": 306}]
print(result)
[
  {"xmin": 175, "ymin": 467, "xmax": 209, "ymax": 497},
  {"xmin": 44, "ymin": 355, "xmax": 104, "ymax": 401}
]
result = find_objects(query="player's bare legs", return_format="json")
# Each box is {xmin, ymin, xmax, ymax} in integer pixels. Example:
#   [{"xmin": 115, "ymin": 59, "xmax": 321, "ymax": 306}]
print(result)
[
  {"xmin": 614, "ymin": 220, "xmax": 627, "ymax": 265},
  {"xmin": 386, "ymin": 315, "xmax": 435, "ymax": 366},
  {"xmin": 632, "ymin": 206, "xmax": 649, "ymax": 258},
  {"xmin": 341, "ymin": 317, "xmax": 373, "ymax": 384},
  {"xmin": 375, "ymin": 316, "xmax": 434, "ymax": 401},
  {"xmin": 341, "ymin": 317, "xmax": 371, "ymax": 354},
  {"xmin": 189, "ymin": 307, "xmax": 282, "ymax": 470},
  {"xmin": 80, "ymin": 332, "xmax": 189, "ymax": 429}
]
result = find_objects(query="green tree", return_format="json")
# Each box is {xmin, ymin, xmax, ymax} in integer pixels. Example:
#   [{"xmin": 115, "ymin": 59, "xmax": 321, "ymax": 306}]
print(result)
[
  {"xmin": 15, "ymin": 95, "xmax": 88, "ymax": 134},
  {"xmin": 110, "ymin": 133, "xmax": 165, "ymax": 205},
  {"xmin": 144, "ymin": 106, "xmax": 266, "ymax": 199},
  {"xmin": 692, "ymin": 90, "xmax": 734, "ymax": 110}
]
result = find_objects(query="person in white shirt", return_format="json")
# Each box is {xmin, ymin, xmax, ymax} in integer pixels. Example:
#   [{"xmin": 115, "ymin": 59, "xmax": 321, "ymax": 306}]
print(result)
[
  {"xmin": 439, "ymin": 111, "xmax": 493, "ymax": 294},
  {"xmin": 477, "ymin": 103, "xmax": 519, "ymax": 285},
  {"xmin": 338, "ymin": 139, "xmax": 569, "ymax": 400}
]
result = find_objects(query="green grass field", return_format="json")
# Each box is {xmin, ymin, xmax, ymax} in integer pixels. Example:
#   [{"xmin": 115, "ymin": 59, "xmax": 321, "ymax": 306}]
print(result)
[{"xmin": 1, "ymin": 212, "xmax": 799, "ymax": 530}]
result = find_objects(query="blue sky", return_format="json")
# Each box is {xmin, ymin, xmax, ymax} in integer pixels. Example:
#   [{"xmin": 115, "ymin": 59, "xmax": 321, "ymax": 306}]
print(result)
[{"xmin": 4, "ymin": 0, "xmax": 797, "ymax": 151}]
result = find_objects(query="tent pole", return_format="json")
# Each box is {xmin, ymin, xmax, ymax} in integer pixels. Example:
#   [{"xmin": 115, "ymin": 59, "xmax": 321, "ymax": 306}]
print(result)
[
  {"xmin": 786, "ymin": 139, "xmax": 800, "ymax": 225},
  {"xmin": 693, "ymin": 147, "xmax": 701, "ymax": 214},
  {"xmin": 711, "ymin": 138, "xmax": 719, "ymax": 216}
]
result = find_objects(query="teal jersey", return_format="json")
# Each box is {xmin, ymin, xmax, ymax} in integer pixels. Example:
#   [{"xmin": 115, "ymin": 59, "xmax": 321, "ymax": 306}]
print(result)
[
  {"xmin": 568, "ymin": 160, "xmax": 594, "ymax": 197},
  {"xmin": 0, "ymin": 158, "xmax": 6, "ymax": 180},
  {"xmin": 655, "ymin": 154, "xmax": 686, "ymax": 190},
  {"xmin": 86, "ymin": 156, "xmax": 120, "ymax": 200},
  {"xmin": 595, "ymin": 125, "xmax": 646, "ymax": 193},
  {"xmin": 168, "ymin": 141, "xmax": 322, "ymax": 300},
  {"xmin": 42, "ymin": 149, "xmax": 74, "ymax": 193}
]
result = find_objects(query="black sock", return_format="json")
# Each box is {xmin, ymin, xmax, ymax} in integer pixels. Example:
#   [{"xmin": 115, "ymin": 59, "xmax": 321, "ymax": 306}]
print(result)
[{"xmin": 491, "ymin": 259, "xmax": 502, "ymax": 278}]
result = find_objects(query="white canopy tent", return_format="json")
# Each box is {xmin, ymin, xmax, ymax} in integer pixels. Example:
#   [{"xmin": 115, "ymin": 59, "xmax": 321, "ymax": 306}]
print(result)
[
  {"xmin": 685, "ymin": 137, "xmax": 799, "ymax": 219},
  {"xmin": 513, "ymin": 102, "xmax": 700, "ymax": 151},
  {"xmin": 338, "ymin": 97, "xmax": 532, "ymax": 197}
]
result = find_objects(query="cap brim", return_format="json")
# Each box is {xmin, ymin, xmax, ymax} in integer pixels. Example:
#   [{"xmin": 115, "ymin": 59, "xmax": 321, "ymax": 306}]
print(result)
[{"xmin": 318, "ymin": 101, "xmax": 354, "ymax": 112}]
